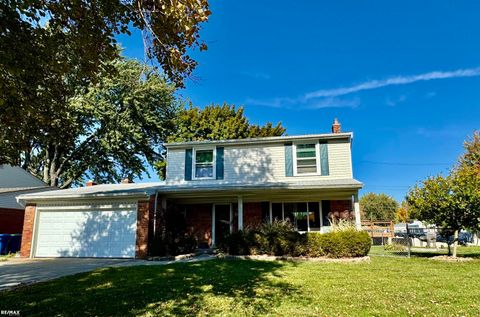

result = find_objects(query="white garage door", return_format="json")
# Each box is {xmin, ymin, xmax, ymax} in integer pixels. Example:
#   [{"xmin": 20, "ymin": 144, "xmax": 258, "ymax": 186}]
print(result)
[{"xmin": 34, "ymin": 202, "xmax": 137, "ymax": 258}]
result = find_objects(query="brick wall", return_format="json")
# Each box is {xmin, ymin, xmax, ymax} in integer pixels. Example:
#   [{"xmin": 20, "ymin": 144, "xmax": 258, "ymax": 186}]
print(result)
[
  {"xmin": 20, "ymin": 204, "xmax": 36, "ymax": 257},
  {"xmin": 330, "ymin": 199, "xmax": 354, "ymax": 220},
  {"xmin": 186, "ymin": 204, "xmax": 212, "ymax": 247},
  {"xmin": 136, "ymin": 200, "xmax": 151, "ymax": 259},
  {"xmin": 244, "ymin": 202, "xmax": 263, "ymax": 230},
  {"xmin": 0, "ymin": 208, "xmax": 25, "ymax": 234}
]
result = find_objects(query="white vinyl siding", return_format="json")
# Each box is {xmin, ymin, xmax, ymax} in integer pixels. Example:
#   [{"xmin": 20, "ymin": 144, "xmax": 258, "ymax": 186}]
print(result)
[{"xmin": 166, "ymin": 139, "xmax": 353, "ymax": 184}]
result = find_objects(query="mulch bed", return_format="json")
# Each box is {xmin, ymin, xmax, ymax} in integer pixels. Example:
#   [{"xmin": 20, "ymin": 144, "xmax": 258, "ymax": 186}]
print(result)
[
  {"xmin": 430, "ymin": 255, "xmax": 473, "ymax": 262},
  {"xmin": 218, "ymin": 254, "xmax": 370, "ymax": 263}
]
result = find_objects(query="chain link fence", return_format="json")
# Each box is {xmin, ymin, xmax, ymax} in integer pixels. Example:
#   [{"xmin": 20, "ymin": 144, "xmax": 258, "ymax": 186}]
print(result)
[{"xmin": 363, "ymin": 221, "xmax": 478, "ymax": 257}]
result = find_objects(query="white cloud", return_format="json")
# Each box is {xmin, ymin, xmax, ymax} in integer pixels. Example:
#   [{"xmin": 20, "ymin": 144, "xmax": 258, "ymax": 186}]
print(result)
[
  {"xmin": 245, "ymin": 67, "xmax": 480, "ymax": 109},
  {"xmin": 306, "ymin": 97, "xmax": 360, "ymax": 109},
  {"xmin": 304, "ymin": 67, "xmax": 480, "ymax": 100}
]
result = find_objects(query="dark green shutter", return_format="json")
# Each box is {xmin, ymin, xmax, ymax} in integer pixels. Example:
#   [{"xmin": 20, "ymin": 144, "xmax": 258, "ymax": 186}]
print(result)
[
  {"xmin": 319, "ymin": 141, "xmax": 329, "ymax": 176},
  {"xmin": 284, "ymin": 142, "xmax": 293, "ymax": 177},
  {"xmin": 216, "ymin": 147, "xmax": 224, "ymax": 179},
  {"xmin": 185, "ymin": 148, "xmax": 192, "ymax": 180}
]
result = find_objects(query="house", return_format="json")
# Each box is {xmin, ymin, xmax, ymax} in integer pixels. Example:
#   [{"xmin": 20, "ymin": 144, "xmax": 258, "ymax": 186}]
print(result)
[
  {"xmin": 17, "ymin": 119, "xmax": 363, "ymax": 259},
  {"xmin": 0, "ymin": 165, "xmax": 53, "ymax": 234}
]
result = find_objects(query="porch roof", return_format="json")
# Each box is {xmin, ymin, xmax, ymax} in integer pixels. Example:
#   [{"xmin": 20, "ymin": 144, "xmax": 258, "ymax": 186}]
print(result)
[{"xmin": 17, "ymin": 178, "xmax": 362, "ymax": 204}]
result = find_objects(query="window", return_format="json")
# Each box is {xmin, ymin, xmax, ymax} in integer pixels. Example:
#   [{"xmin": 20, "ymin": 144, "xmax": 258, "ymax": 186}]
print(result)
[
  {"xmin": 194, "ymin": 148, "xmax": 215, "ymax": 179},
  {"xmin": 269, "ymin": 202, "xmax": 324, "ymax": 232},
  {"xmin": 294, "ymin": 143, "xmax": 319, "ymax": 175}
]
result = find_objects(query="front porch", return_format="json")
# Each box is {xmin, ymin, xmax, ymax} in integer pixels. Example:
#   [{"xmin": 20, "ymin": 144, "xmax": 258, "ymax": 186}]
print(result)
[{"xmin": 156, "ymin": 188, "xmax": 361, "ymax": 248}]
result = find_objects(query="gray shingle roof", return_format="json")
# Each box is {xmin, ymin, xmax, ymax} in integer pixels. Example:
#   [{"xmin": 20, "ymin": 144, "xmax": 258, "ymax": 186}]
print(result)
[{"xmin": 17, "ymin": 178, "xmax": 362, "ymax": 203}]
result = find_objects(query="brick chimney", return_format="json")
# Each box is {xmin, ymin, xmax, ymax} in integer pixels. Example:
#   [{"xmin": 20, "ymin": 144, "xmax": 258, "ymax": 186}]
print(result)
[
  {"xmin": 332, "ymin": 118, "xmax": 341, "ymax": 133},
  {"xmin": 121, "ymin": 178, "xmax": 134, "ymax": 184},
  {"xmin": 86, "ymin": 180, "xmax": 96, "ymax": 187}
]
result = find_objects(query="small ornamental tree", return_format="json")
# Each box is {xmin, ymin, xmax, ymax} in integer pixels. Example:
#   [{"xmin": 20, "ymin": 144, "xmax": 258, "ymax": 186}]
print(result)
[
  {"xmin": 360, "ymin": 193, "xmax": 399, "ymax": 221},
  {"xmin": 407, "ymin": 131, "xmax": 480, "ymax": 257}
]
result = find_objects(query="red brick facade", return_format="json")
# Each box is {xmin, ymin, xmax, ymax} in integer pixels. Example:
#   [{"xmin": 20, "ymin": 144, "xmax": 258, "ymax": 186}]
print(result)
[
  {"xmin": 330, "ymin": 199, "xmax": 354, "ymax": 221},
  {"xmin": 244, "ymin": 203, "xmax": 263, "ymax": 229},
  {"xmin": 136, "ymin": 200, "xmax": 151, "ymax": 259},
  {"xmin": 20, "ymin": 204, "xmax": 36, "ymax": 257},
  {"xmin": 0, "ymin": 208, "xmax": 25, "ymax": 234},
  {"xmin": 186, "ymin": 204, "xmax": 212, "ymax": 247}
]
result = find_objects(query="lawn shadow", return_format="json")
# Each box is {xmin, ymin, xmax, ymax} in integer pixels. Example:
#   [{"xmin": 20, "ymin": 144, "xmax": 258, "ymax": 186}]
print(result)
[{"xmin": 0, "ymin": 259, "xmax": 301, "ymax": 316}]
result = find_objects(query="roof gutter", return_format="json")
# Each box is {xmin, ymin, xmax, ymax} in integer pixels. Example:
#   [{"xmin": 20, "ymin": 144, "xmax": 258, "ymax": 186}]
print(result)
[{"xmin": 16, "ymin": 192, "xmax": 150, "ymax": 206}]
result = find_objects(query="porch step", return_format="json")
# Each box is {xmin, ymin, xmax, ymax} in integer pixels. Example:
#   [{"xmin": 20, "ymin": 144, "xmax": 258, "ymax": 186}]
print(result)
[{"xmin": 196, "ymin": 248, "xmax": 217, "ymax": 255}]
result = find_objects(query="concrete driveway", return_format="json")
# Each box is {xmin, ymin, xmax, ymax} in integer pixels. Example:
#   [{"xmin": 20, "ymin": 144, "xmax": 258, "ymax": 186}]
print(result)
[
  {"xmin": 0, "ymin": 258, "xmax": 133, "ymax": 290},
  {"xmin": 0, "ymin": 255, "xmax": 215, "ymax": 291}
]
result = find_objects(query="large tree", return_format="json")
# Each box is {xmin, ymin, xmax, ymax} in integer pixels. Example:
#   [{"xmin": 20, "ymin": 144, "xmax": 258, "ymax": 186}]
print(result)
[
  {"xmin": 167, "ymin": 103, "xmax": 286, "ymax": 143},
  {"xmin": 0, "ymin": 0, "xmax": 209, "ymax": 176},
  {"xmin": 360, "ymin": 193, "xmax": 399, "ymax": 221},
  {"xmin": 407, "ymin": 131, "xmax": 480, "ymax": 256},
  {"xmin": 3, "ymin": 58, "xmax": 178, "ymax": 187}
]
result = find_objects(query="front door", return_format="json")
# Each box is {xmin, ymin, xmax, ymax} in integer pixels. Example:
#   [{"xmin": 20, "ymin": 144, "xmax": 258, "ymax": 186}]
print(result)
[{"xmin": 214, "ymin": 204, "xmax": 231, "ymax": 245}]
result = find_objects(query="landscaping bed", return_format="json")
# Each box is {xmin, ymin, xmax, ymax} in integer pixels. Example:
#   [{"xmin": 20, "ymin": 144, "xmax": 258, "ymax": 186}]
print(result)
[{"xmin": 219, "ymin": 220, "xmax": 371, "ymax": 259}]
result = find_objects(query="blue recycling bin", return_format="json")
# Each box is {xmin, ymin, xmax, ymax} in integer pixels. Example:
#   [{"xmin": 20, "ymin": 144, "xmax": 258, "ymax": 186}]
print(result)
[
  {"xmin": 0, "ymin": 234, "xmax": 12, "ymax": 255},
  {"xmin": 8, "ymin": 234, "xmax": 22, "ymax": 254}
]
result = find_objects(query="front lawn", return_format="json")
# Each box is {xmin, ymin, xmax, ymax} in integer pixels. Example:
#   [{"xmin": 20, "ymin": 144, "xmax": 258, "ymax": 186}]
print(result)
[{"xmin": 1, "ymin": 257, "xmax": 480, "ymax": 316}]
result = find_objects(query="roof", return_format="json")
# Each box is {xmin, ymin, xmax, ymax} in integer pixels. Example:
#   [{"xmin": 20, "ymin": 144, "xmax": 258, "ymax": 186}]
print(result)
[
  {"xmin": 0, "ymin": 165, "xmax": 47, "ymax": 189},
  {"xmin": 165, "ymin": 132, "xmax": 353, "ymax": 149},
  {"xmin": 17, "ymin": 178, "xmax": 362, "ymax": 203}
]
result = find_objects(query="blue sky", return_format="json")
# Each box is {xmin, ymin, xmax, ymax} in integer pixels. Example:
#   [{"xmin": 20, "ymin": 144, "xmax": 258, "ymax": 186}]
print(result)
[{"xmin": 118, "ymin": 1, "xmax": 480, "ymax": 201}]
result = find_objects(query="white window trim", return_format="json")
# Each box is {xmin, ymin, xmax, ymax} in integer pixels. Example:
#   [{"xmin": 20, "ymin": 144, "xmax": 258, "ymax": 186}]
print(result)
[
  {"xmin": 292, "ymin": 141, "xmax": 321, "ymax": 176},
  {"xmin": 192, "ymin": 147, "xmax": 216, "ymax": 180}
]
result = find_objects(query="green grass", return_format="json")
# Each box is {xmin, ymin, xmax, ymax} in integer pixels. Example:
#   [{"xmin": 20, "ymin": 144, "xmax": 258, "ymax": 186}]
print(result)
[
  {"xmin": 0, "ymin": 253, "xmax": 15, "ymax": 261},
  {"xmin": 1, "ymin": 257, "xmax": 480, "ymax": 316},
  {"xmin": 369, "ymin": 245, "xmax": 480, "ymax": 258}
]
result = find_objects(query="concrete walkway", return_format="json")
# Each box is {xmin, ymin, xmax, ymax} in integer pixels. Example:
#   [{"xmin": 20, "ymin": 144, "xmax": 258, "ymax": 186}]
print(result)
[{"xmin": 0, "ymin": 254, "xmax": 215, "ymax": 291}]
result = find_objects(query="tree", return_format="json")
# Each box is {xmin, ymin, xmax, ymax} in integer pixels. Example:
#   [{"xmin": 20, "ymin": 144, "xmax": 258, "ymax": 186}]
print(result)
[
  {"xmin": 407, "ymin": 132, "xmax": 480, "ymax": 256},
  {"xmin": 2, "ymin": 58, "xmax": 178, "ymax": 187},
  {"xmin": 1, "ymin": 1, "xmax": 210, "ymax": 174},
  {"xmin": 360, "ymin": 193, "xmax": 398, "ymax": 221},
  {"xmin": 167, "ymin": 103, "xmax": 286, "ymax": 142},
  {"xmin": 459, "ymin": 131, "xmax": 480, "ymax": 170},
  {"xmin": 1, "ymin": 1, "xmax": 210, "ymax": 88},
  {"xmin": 407, "ymin": 169, "xmax": 480, "ymax": 256},
  {"xmin": 395, "ymin": 201, "xmax": 410, "ymax": 223}
]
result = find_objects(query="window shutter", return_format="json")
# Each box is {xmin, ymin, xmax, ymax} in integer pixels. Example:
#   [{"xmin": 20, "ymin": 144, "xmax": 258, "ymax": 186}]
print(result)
[
  {"xmin": 284, "ymin": 142, "xmax": 293, "ymax": 177},
  {"xmin": 185, "ymin": 149, "xmax": 192, "ymax": 181},
  {"xmin": 319, "ymin": 141, "xmax": 329, "ymax": 176},
  {"xmin": 216, "ymin": 147, "xmax": 224, "ymax": 180}
]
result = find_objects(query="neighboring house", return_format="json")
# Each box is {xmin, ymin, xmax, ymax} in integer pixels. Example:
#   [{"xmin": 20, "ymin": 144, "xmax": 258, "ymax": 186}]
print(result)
[
  {"xmin": 0, "ymin": 165, "xmax": 53, "ymax": 234},
  {"xmin": 17, "ymin": 119, "xmax": 363, "ymax": 259}
]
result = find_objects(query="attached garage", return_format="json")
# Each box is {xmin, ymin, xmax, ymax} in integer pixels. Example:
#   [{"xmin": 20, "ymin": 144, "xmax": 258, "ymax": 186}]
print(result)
[
  {"xmin": 33, "ymin": 202, "xmax": 138, "ymax": 258},
  {"xmin": 17, "ymin": 183, "xmax": 157, "ymax": 259}
]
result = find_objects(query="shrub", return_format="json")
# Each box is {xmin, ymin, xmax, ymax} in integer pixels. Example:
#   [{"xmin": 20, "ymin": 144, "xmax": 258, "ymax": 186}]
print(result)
[
  {"xmin": 219, "ymin": 220, "xmax": 371, "ymax": 258},
  {"xmin": 307, "ymin": 229, "xmax": 371, "ymax": 258}
]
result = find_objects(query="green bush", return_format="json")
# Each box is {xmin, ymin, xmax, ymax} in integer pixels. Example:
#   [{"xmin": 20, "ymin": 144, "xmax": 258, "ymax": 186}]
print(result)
[
  {"xmin": 306, "ymin": 229, "xmax": 371, "ymax": 258},
  {"xmin": 220, "ymin": 220, "xmax": 371, "ymax": 258}
]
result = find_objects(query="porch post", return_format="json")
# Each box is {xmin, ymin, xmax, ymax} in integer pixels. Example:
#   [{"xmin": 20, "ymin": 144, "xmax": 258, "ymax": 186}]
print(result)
[
  {"xmin": 229, "ymin": 203, "xmax": 234, "ymax": 233},
  {"xmin": 354, "ymin": 193, "xmax": 361, "ymax": 230},
  {"xmin": 238, "ymin": 196, "xmax": 244, "ymax": 231},
  {"xmin": 211, "ymin": 204, "xmax": 216, "ymax": 246}
]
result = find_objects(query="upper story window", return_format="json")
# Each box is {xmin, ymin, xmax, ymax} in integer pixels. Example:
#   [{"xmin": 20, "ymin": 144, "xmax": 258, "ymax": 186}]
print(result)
[
  {"xmin": 294, "ymin": 143, "xmax": 320, "ymax": 175},
  {"xmin": 193, "ymin": 148, "xmax": 215, "ymax": 179}
]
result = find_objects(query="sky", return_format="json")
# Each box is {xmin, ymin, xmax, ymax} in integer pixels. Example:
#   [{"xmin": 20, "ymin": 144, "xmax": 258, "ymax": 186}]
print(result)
[{"xmin": 118, "ymin": 1, "xmax": 480, "ymax": 201}]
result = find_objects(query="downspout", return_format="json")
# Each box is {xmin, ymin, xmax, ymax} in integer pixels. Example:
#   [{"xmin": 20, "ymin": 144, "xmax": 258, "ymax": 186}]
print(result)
[{"xmin": 153, "ymin": 191, "xmax": 159, "ymax": 241}]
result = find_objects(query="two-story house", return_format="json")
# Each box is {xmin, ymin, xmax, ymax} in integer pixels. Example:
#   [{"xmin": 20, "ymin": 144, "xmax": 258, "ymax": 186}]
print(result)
[{"xmin": 17, "ymin": 119, "xmax": 363, "ymax": 259}]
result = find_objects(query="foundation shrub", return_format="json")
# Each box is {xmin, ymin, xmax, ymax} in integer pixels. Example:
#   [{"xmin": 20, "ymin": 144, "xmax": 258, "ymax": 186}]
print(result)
[{"xmin": 219, "ymin": 220, "xmax": 371, "ymax": 258}]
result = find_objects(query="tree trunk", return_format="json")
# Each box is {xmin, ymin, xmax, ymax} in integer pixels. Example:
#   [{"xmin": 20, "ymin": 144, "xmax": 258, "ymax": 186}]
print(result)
[{"xmin": 453, "ymin": 230, "xmax": 459, "ymax": 257}]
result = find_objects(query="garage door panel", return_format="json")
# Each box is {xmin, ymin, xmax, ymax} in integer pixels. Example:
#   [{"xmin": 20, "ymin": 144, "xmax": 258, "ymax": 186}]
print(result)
[{"xmin": 34, "ymin": 206, "xmax": 137, "ymax": 258}]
